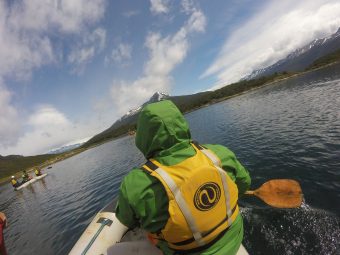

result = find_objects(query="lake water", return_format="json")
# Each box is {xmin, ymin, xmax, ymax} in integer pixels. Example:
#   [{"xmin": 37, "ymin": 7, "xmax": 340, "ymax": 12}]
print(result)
[{"xmin": 1, "ymin": 64, "xmax": 340, "ymax": 255}]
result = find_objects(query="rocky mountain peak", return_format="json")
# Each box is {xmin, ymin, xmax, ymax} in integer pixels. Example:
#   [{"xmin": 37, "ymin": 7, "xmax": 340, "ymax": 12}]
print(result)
[
  {"xmin": 143, "ymin": 92, "xmax": 169, "ymax": 106},
  {"xmin": 120, "ymin": 92, "xmax": 170, "ymax": 121},
  {"xmin": 243, "ymin": 27, "xmax": 340, "ymax": 80}
]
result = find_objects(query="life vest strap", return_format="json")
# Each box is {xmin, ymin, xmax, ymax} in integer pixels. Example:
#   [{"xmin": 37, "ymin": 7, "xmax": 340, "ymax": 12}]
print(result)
[
  {"xmin": 192, "ymin": 142, "xmax": 221, "ymax": 167},
  {"xmin": 170, "ymin": 204, "xmax": 238, "ymax": 246},
  {"xmin": 192, "ymin": 142, "xmax": 234, "ymax": 225},
  {"xmin": 192, "ymin": 140, "xmax": 204, "ymax": 150},
  {"xmin": 153, "ymin": 166, "xmax": 206, "ymax": 247},
  {"xmin": 142, "ymin": 142, "xmax": 221, "ymax": 172},
  {"xmin": 141, "ymin": 160, "xmax": 158, "ymax": 172},
  {"xmin": 216, "ymin": 165, "xmax": 234, "ymax": 225},
  {"xmin": 141, "ymin": 142, "xmax": 239, "ymax": 250},
  {"xmin": 172, "ymin": 225, "xmax": 231, "ymax": 255}
]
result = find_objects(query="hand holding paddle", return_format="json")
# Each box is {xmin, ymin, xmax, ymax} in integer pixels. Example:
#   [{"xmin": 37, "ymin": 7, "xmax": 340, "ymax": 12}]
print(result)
[{"xmin": 245, "ymin": 179, "xmax": 303, "ymax": 208}]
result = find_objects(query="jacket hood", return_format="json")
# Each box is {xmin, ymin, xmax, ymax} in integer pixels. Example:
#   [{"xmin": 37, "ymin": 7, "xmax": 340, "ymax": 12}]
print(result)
[{"xmin": 135, "ymin": 100, "xmax": 191, "ymax": 159}]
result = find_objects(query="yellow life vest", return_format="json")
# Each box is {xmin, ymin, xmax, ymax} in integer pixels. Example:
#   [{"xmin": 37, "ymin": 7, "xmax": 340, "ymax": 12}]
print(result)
[
  {"xmin": 11, "ymin": 179, "xmax": 17, "ymax": 185},
  {"xmin": 35, "ymin": 169, "xmax": 39, "ymax": 175},
  {"xmin": 142, "ymin": 143, "xmax": 239, "ymax": 251}
]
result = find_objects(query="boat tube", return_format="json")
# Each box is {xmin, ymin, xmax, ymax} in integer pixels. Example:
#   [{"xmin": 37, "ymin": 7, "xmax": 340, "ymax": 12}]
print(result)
[
  {"xmin": 69, "ymin": 199, "xmax": 249, "ymax": 255},
  {"xmin": 15, "ymin": 173, "xmax": 48, "ymax": 191}
]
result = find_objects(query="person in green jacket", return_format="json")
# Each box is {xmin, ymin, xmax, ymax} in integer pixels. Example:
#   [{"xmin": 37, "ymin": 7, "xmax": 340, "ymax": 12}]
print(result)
[{"xmin": 116, "ymin": 100, "xmax": 251, "ymax": 255}]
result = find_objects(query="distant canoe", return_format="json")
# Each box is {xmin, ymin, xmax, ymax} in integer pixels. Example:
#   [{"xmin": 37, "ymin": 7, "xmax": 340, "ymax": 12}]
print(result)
[{"xmin": 15, "ymin": 173, "xmax": 48, "ymax": 191}]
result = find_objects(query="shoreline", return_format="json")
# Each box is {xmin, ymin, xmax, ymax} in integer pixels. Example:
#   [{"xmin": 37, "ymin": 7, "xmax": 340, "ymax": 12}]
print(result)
[
  {"xmin": 185, "ymin": 60, "xmax": 340, "ymax": 114},
  {"xmin": 1, "ymin": 60, "xmax": 339, "ymax": 186},
  {"xmin": 0, "ymin": 134, "xmax": 128, "ymax": 185}
]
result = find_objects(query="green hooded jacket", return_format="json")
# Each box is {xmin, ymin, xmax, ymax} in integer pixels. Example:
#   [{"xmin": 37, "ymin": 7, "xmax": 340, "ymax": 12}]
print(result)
[{"xmin": 116, "ymin": 100, "xmax": 251, "ymax": 255}]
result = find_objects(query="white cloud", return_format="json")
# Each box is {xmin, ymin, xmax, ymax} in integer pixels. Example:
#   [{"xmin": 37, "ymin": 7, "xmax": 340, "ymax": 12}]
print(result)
[
  {"xmin": 0, "ymin": 0, "xmax": 106, "ymax": 80},
  {"xmin": 68, "ymin": 27, "xmax": 107, "ymax": 73},
  {"xmin": 106, "ymin": 43, "xmax": 132, "ymax": 66},
  {"xmin": 202, "ymin": 0, "xmax": 340, "ymax": 88},
  {"xmin": 150, "ymin": 0, "xmax": 169, "ymax": 15},
  {"xmin": 0, "ymin": 0, "xmax": 106, "ymax": 155},
  {"xmin": 181, "ymin": 0, "xmax": 195, "ymax": 14},
  {"xmin": 0, "ymin": 82, "xmax": 21, "ymax": 148},
  {"xmin": 28, "ymin": 106, "xmax": 70, "ymax": 128},
  {"xmin": 110, "ymin": 76, "xmax": 172, "ymax": 115},
  {"xmin": 0, "ymin": 2, "xmax": 55, "ymax": 80},
  {"xmin": 186, "ymin": 8, "xmax": 206, "ymax": 33},
  {"xmin": 8, "ymin": 0, "xmax": 106, "ymax": 34},
  {"xmin": 0, "ymin": 1, "xmax": 107, "ymax": 155},
  {"xmin": 111, "ymin": 6, "xmax": 206, "ymax": 115},
  {"xmin": 0, "ymin": 105, "xmax": 99, "ymax": 156}
]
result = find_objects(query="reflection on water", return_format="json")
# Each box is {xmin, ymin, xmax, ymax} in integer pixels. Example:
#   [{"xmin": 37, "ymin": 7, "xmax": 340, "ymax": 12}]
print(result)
[{"xmin": 0, "ymin": 63, "xmax": 340, "ymax": 254}]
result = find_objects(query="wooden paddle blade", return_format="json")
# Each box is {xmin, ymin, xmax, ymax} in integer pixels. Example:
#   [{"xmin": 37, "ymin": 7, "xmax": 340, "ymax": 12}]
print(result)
[{"xmin": 253, "ymin": 179, "xmax": 303, "ymax": 208}]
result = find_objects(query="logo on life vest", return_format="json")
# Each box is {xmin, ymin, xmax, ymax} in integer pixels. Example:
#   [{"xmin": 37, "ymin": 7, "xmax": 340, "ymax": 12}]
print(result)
[{"xmin": 194, "ymin": 182, "xmax": 221, "ymax": 211}]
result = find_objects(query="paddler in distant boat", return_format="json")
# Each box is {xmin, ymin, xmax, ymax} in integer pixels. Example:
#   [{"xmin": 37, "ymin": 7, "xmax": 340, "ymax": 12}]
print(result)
[
  {"xmin": 10, "ymin": 176, "xmax": 20, "ymax": 188},
  {"xmin": 35, "ymin": 168, "xmax": 42, "ymax": 176},
  {"xmin": 116, "ymin": 100, "xmax": 251, "ymax": 255},
  {"xmin": 21, "ymin": 170, "xmax": 30, "ymax": 183}
]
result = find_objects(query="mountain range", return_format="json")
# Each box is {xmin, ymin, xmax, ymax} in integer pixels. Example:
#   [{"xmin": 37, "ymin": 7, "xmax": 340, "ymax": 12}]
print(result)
[
  {"xmin": 245, "ymin": 27, "xmax": 340, "ymax": 80},
  {"xmin": 119, "ymin": 92, "xmax": 170, "ymax": 122},
  {"xmin": 48, "ymin": 142, "xmax": 85, "ymax": 154},
  {"xmin": 84, "ymin": 27, "xmax": 340, "ymax": 148},
  {"xmin": 84, "ymin": 92, "xmax": 177, "ymax": 146},
  {"xmin": 56, "ymin": 28, "xmax": 340, "ymax": 153},
  {"xmin": 2, "ymin": 28, "xmax": 340, "ymax": 179},
  {"xmin": 85, "ymin": 28, "xmax": 340, "ymax": 148}
]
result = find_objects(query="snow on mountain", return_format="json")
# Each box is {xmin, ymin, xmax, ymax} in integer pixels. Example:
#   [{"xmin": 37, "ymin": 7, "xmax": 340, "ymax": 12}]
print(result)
[
  {"xmin": 243, "ymin": 27, "xmax": 340, "ymax": 80},
  {"xmin": 48, "ymin": 142, "xmax": 84, "ymax": 154},
  {"xmin": 121, "ymin": 106, "xmax": 142, "ymax": 120},
  {"xmin": 144, "ymin": 92, "xmax": 169, "ymax": 105},
  {"xmin": 47, "ymin": 137, "xmax": 90, "ymax": 154},
  {"xmin": 84, "ymin": 92, "xmax": 170, "ymax": 145},
  {"xmin": 120, "ymin": 92, "xmax": 169, "ymax": 120}
]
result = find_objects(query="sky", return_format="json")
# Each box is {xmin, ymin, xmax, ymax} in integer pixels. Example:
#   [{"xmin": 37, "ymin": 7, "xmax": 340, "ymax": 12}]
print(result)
[{"xmin": 1, "ymin": 0, "xmax": 340, "ymax": 156}]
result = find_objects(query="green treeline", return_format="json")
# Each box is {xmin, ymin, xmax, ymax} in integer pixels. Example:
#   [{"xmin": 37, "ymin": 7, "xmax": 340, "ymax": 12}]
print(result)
[
  {"xmin": 83, "ymin": 123, "xmax": 137, "ymax": 147},
  {"xmin": 0, "ymin": 154, "xmax": 57, "ymax": 179},
  {"xmin": 173, "ymin": 72, "xmax": 292, "ymax": 113}
]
